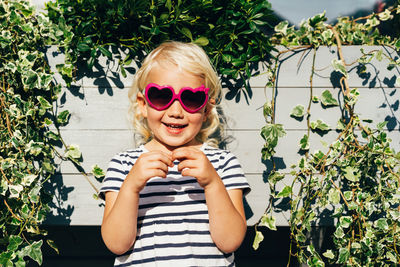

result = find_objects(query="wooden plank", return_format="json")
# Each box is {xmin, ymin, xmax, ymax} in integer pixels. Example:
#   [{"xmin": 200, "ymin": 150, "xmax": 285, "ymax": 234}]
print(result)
[
  {"xmin": 45, "ymin": 173, "xmax": 276, "ymax": 226},
  {"xmin": 58, "ymin": 128, "xmax": 400, "ymax": 175},
  {"xmin": 249, "ymin": 46, "xmax": 399, "ymax": 88},
  {"xmin": 57, "ymin": 84, "xmax": 399, "ymax": 132},
  {"xmin": 272, "ymin": 87, "xmax": 400, "ymax": 130},
  {"xmin": 47, "ymin": 46, "xmax": 399, "ymax": 91}
]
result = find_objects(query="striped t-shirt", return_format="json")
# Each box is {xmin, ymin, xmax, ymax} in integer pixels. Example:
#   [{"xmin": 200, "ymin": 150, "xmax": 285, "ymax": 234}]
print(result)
[{"xmin": 100, "ymin": 144, "xmax": 250, "ymax": 267}]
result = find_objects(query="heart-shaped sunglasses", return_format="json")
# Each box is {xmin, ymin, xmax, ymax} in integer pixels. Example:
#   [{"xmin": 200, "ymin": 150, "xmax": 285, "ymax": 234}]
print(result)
[{"xmin": 144, "ymin": 83, "xmax": 209, "ymax": 113}]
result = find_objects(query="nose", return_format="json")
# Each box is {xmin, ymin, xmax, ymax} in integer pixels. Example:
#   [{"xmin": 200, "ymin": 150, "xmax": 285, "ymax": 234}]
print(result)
[{"xmin": 166, "ymin": 99, "xmax": 184, "ymax": 118}]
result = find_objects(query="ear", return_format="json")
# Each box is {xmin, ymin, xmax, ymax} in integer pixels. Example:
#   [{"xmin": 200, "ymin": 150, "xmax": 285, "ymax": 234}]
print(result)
[{"xmin": 137, "ymin": 92, "xmax": 148, "ymax": 118}]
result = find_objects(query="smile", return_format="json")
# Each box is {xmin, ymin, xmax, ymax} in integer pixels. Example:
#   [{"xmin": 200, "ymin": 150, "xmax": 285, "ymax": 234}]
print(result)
[{"xmin": 163, "ymin": 123, "xmax": 188, "ymax": 129}]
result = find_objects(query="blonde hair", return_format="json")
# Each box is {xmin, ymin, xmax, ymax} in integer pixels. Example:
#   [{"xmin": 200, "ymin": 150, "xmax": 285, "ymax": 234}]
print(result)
[{"xmin": 128, "ymin": 41, "xmax": 223, "ymax": 147}]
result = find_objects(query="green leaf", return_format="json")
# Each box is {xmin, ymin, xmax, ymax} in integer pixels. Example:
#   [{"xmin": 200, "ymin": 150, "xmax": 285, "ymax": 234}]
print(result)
[
  {"xmin": 343, "ymin": 166, "xmax": 361, "ymax": 182},
  {"xmin": 77, "ymin": 42, "xmax": 90, "ymax": 52},
  {"xmin": 193, "ymin": 37, "xmax": 209, "ymax": 46},
  {"xmin": 7, "ymin": 235, "xmax": 23, "ymax": 252},
  {"xmin": 260, "ymin": 123, "xmax": 286, "ymax": 145},
  {"xmin": 332, "ymin": 59, "xmax": 348, "ymax": 77},
  {"xmin": 277, "ymin": 185, "xmax": 292, "ymax": 198},
  {"xmin": 21, "ymin": 174, "xmax": 37, "ymax": 186},
  {"xmin": 268, "ymin": 171, "xmax": 285, "ymax": 185},
  {"xmin": 91, "ymin": 164, "xmax": 105, "ymax": 179},
  {"xmin": 9, "ymin": 184, "xmax": 24, "ymax": 198},
  {"xmin": 312, "ymin": 95, "xmax": 319, "ymax": 103},
  {"xmin": 252, "ymin": 230, "xmax": 264, "ymax": 250},
  {"xmin": 21, "ymin": 240, "xmax": 43, "ymax": 265},
  {"xmin": 386, "ymin": 251, "xmax": 397, "ymax": 263},
  {"xmin": 259, "ymin": 214, "xmax": 277, "ymax": 230},
  {"xmin": 65, "ymin": 144, "xmax": 82, "ymax": 161},
  {"xmin": 337, "ymin": 247, "xmax": 350, "ymax": 264},
  {"xmin": 46, "ymin": 239, "xmax": 59, "ymax": 254},
  {"xmin": 334, "ymin": 227, "xmax": 344, "ymax": 239},
  {"xmin": 323, "ymin": 249, "xmax": 335, "ymax": 260},
  {"xmin": 310, "ymin": 119, "xmax": 330, "ymax": 131},
  {"xmin": 57, "ymin": 110, "xmax": 70, "ymax": 125},
  {"xmin": 98, "ymin": 46, "xmax": 112, "ymax": 58},
  {"xmin": 290, "ymin": 104, "xmax": 306, "ymax": 118},
  {"xmin": 375, "ymin": 218, "xmax": 389, "ymax": 231},
  {"xmin": 321, "ymin": 90, "xmax": 338, "ymax": 107},
  {"xmin": 274, "ymin": 21, "xmax": 289, "ymax": 35},
  {"xmin": 299, "ymin": 134, "xmax": 309, "ymax": 150},
  {"xmin": 339, "ymin": 216, "xmax": 352, "ymax": 228},
  {"xmin": 0, "ymin": 251, "xmax": 13, "ymax": 267},
  {"xmin": 37, "ymin": 96, "xmax": 52, "ymax": 109},
  {"xmin": 378, "ymin": 9, "xmax": 393, "ymax": 21},
  {"xmin": 181, "ymin": 27, "xmax": 193, "ymax": 41},
  {"xmin": 328, "ymin": 188, "xmax": 340, "ymax": 204}
]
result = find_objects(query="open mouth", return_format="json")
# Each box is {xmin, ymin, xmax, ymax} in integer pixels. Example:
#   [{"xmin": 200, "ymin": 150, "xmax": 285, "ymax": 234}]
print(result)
[{"xmin": 163, "ymin": 123, "xmax": 188, "ymax": 129}]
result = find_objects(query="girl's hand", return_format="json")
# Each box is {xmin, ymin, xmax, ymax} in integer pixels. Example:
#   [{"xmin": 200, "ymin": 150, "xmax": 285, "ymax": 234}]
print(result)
[
  {"xmin": 126, "ymin": 151, "xmax": 173, "ymax": 193},
  {"xmin": 172, "ymin": 147, "xmax": 219, "ymax": 189}
]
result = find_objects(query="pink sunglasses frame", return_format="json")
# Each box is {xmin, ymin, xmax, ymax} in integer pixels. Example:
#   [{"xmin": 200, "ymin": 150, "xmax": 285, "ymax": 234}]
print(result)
[{"xmin": 144, "ymin": 83, "xmax": 210, "ymax": 113}]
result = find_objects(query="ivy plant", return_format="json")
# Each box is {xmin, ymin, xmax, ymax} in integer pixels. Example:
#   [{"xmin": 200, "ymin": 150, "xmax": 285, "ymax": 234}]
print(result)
[
  {"xmin": 255, "ymin": 3, "xmax": 400, "ymax": 266},
  {"xmin": 44, "ymin": 0, "xmax": 276, "ymax": 103},
  {"xmin": 0, "ymin": 1, "xmax": 103, "ymax": 265}
]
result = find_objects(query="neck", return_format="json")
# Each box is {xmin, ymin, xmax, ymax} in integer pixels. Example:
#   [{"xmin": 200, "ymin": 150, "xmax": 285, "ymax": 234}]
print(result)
[{"xmin": 144, "ymin": 139, "xmax": 203, "ymax": 153}]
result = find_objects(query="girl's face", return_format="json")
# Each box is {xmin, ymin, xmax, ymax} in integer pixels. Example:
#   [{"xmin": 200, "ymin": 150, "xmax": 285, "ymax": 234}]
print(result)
[{"xmin": 137, "ymin": 64, "xmax": 210, "ymax": 152}]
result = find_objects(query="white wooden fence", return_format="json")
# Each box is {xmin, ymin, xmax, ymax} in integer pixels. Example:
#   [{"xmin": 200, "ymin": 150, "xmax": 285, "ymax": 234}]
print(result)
[{"xmin": 45, "ymin": 46, "xmax": 400, "ymax": 227}]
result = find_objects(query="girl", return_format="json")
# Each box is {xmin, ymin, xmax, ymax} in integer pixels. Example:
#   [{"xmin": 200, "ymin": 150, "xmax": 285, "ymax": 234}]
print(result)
[{"xmin": 100, "ymin": 41, "xmax": 250, "ymax": 266}]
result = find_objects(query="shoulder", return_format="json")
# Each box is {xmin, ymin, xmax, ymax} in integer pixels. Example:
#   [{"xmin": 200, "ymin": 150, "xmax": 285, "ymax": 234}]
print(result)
[
  {"xmin": 110, "ymin": 146, "xmax": 146, "ymax": 163},
  {"xmin": 203, "ymin": 145, "xmax": 236, "ymax": 160}
]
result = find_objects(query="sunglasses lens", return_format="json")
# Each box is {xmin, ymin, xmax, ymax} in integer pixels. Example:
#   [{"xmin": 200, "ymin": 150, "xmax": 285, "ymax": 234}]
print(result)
[
  {"xmin": 181, "ymin": 90, "xmax": 207, "ymax": 111},
  {"xmin": 147, "ymin": 86, "xmax": 173, "ymax": 109}
]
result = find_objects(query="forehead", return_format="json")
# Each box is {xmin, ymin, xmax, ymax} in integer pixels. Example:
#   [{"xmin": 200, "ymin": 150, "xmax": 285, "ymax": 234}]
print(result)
[{"xmin": 146, "ymin": 64, "xmax": 204, "ymax": 89}]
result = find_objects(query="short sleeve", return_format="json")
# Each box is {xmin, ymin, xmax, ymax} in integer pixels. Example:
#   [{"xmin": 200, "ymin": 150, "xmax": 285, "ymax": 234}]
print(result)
[
  {"xmin": 218, "ymin": 151, "xmax": 251, "ymax": 195},
  {"xmin": 99, "ymin": 153, "xmax": 129, "ymax": 200}
]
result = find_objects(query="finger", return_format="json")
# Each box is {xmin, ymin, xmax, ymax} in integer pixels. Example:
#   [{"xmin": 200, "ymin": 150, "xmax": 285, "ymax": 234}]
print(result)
[
  {"xmin": 172, "ymin": 147, "xmax": 200, "ymax": 161},
  {"xmin": 145, "ymin": 151, "xmax": 174, "ymax": 167},
  {"xmin": 177, "ymin": 159, "xmax": 196, "ymax": 173}
]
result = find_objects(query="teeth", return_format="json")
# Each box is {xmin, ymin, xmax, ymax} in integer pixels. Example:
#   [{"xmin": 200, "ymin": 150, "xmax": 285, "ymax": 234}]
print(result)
[{"xmin": 166, "ymin": 123, "xmax": 185, "ymax": 129}]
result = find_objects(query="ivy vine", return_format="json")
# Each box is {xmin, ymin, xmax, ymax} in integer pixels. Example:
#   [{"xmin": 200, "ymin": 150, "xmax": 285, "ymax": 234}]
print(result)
[
  {"xmin": 0, "ymin": 1, "xmax": 104, "ymax": 266},
  {"xmin": 255, "ymin": 3, "xmax": 400, "ymax": 266},
  {"xmin": 44, "ymin": 0, "xmax": 276, "ymax": 103},
  {"xmin": 1, "ymin": 0, "xmax": 276, "ymax": 265}
]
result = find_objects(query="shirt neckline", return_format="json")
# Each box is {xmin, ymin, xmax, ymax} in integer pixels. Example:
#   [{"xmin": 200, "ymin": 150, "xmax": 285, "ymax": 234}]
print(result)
[{"xmin": 140, "ymin": 143, "xmax": 208, "ymax": 153}]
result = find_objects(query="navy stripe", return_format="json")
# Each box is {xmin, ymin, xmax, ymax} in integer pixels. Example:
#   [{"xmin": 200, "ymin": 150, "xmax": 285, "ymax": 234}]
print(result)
[
  {"xmin": 146, "ymin": 178, "xmax": 197, "ymax": 186},
  {"xmin": 138, "ymin": 218, "xmax": 209, "ymax": 228},
  {"xmin": 222, "ymin": 173, "xmax": 246, "ymax": 180},
  {"xmin": 106, "ymin": 167, "xmax": 127, "ymax": 175},
  {"xmin": 139, "ymin": 199, "xmax": 206, "ymax": 210},
  {"xmin": 217, "ymin": 156, "xmax": 237, "ymax": 171},
  {"xmin": 140, "ymin": 189, "xmax": 204, "ymax": 198},
  {"xmin": 99, "ymin": 186, "xmax": 120, "ymax": 192},
  {"xmin": 138, "ymin": 210, "xmax": 208, "ymax": 222},
  {"xmin": 110, "ymin": 158, "xmax": 122, "ymax": 164},
  {"xmin": 116, "ymin": 253, "xmax": 232, "ymax": 266},
  {"xmin": 167, "ymin": 170, "xmax": 181, "ymax": 175},
  {"xmin": 134, "ymin": 242, "xmax": 215, "ymax": 253},
  {"xmin": 223, "ymin": 164, "xmax": 242, "ymax": 172},
  {"xmin": 121, "ymin": 160, "xmax": 134, "ymax": 166},
  {"xmin": 119, "ymin": 155, "xmax": 140, "ymax": 160},
  {"xmin": 102, "ymin": 177, "xmax": 124, "ymax": 183},
  {"xmin": 226, "ymin": 182, "xmax": 249, "ymax": 188},
  {"xmin": 136, "ymin": 229, "xmax": 210, "ymax": 241}
]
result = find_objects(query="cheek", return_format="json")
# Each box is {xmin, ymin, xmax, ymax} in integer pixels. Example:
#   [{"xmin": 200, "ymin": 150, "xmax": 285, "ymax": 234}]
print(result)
[{"xmin": 189, "ymin": 114, "xmax": 206, "ymax": 127}]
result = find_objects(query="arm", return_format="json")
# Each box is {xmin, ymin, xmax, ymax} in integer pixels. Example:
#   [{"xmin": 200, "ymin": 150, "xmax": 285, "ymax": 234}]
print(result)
[
  {"xmin": 172, "ymin": 147, "xmax": 247, "ymax": 253},
  {"xmin": 101, "ymin": 151, "xmax": 173, "ymax": 255},
  {"xmin": 205, "ymin": 186, "xmax": 247, "ymax": 253}
]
